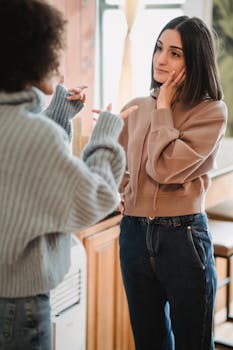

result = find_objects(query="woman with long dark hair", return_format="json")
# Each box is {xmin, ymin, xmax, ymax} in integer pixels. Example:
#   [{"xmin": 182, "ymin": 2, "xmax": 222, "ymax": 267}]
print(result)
[{"xmin": 119, "ymin": 16, "xmax": 227, "ymax": 350}]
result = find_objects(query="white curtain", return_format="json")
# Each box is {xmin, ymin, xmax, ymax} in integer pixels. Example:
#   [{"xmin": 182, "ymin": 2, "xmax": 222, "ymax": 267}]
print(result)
[{"xmin": 117, "ymin": 0, "xmax": 140, "ymax": 109}]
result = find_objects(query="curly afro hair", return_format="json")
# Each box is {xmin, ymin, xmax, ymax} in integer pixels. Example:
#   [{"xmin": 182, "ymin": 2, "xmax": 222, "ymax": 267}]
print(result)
[{"xmin": 0, "ymin": 0, "xmax": 67, "ymax": 92}]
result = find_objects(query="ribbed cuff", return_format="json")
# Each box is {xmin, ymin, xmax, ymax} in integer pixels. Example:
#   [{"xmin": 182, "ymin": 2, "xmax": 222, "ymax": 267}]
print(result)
[
  {"xmin": 45, "ymin": 84, "xmax": 84, "ymax": 121},
  {"xmin": 90, "ymin": 112, "xmax": 124, "ymax": 142},
  {"xmin": 44, "ymin": 84, "xmax": 84, "ymax": 139},
  {"xmin": 82, "ymin": 112, "xmax": 124, "ymax": 163}
]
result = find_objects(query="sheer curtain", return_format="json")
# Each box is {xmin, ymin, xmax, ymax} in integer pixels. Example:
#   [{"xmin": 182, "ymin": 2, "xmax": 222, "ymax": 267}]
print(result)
[{"xmin": 117, "ymin": 0, "xmax": 140, "ymax": 109}]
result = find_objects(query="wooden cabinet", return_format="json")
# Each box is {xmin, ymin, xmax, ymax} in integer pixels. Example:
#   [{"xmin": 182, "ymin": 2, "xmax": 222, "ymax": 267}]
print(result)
[{"xmin": 77, "ymin": 215, "xmax": 135, "ymax": 350}]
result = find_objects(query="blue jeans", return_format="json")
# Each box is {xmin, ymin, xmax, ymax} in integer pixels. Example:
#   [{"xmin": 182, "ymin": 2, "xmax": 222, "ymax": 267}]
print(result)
[
  {"xmin": 0, "ymin": 294, "xmax": 51, "ymax": 350},
  {"xmin": 119, "ymin": 213, "xmax": 217, "ymax": 350}
]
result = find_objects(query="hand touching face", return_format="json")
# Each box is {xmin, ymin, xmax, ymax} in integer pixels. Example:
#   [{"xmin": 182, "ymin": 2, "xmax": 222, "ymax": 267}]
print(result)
[
  {"xmin": 153, "ymin": 29, "xmax": 185, "ymax": 84},
  {"xmin": 156, "ymin": 67, "xmax": 186, "ymax": 109}
]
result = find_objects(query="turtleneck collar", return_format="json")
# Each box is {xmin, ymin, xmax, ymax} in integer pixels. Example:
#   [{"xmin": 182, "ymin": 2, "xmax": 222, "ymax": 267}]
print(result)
[{"xmin": 0, "ymin": 87, "xmax": 45, "ymax": 113}]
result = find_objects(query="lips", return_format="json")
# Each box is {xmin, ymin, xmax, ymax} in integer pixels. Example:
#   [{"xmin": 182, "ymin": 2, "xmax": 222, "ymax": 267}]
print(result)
[{"xmin": 155, "ymin": 68, "xmax": 168, "ymax": 73}]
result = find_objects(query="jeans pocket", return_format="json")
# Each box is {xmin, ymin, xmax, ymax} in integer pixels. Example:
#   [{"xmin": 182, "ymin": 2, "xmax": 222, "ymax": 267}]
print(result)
[{"xmin": 187, "ymin": 226, "xmax": 206, "ymax": 269}]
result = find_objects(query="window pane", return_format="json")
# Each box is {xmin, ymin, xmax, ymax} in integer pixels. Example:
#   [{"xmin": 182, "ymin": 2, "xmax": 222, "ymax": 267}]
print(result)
[
  {"xmin": 131, "ymin": 8, "xmax": 183, "ymax": 97},
  {"xmin": 103, "ymin": 9, "xmax": 126, "ymax": 107},
  {"xmin": 102, "ymin": 7, "xmax": 183, "ymax": 108}
]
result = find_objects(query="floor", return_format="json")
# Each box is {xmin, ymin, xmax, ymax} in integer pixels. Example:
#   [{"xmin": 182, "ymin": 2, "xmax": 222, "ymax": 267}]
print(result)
[{"xmin": 214, "ymin": 307, "xmax": 233, "ymax": 349}]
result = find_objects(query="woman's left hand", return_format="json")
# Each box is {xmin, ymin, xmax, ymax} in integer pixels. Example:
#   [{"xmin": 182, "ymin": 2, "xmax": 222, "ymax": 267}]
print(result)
[
  {"xmin": 92, "ymin": 103, "xmax": 138, "ymax": 120},
  {"xmin": 157, "ymin": 68, "xmax": 185, "ymax": 109},
  {"xmin": 66, "ymin": 86, "xmax": 87, "ymax": 103}
]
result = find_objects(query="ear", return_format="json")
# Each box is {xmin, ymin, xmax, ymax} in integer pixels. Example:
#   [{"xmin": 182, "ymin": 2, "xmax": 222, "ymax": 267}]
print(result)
[
  {"xmin": 35, "ymin": 70, "xmax": 63, "ymax": 95},
  {"xmin": 35, "ymin": 77, "xmax": 55, "ymax": 95}
]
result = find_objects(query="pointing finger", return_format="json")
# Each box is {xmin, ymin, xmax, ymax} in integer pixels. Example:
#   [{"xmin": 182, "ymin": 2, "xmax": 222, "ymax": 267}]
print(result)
[{"xmin": 106, "ymin": 103, "xmax": 112, "ymax": 111}]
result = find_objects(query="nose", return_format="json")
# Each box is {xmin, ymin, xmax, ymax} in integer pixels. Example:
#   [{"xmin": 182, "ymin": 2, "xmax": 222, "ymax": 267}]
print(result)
[{"xmin": 155, "ymin": 50, "xmax": 168, "ymax": 65}]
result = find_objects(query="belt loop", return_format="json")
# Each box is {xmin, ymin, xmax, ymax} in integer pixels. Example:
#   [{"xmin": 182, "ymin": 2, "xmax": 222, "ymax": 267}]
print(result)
[{"xmin": 172, "ymin": 217, "xmax": 182, "ymax": 227}]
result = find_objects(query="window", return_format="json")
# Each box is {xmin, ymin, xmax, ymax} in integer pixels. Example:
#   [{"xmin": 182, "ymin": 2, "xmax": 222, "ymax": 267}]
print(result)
[{"xmin": 98, "ymin": 0, "xmax": 185, "ymax": 109}]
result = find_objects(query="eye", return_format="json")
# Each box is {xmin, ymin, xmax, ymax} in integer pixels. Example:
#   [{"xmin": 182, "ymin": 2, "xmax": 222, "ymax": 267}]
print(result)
[
  {"xmin": 156, "ymin": 44, "xmax": 162, "ymax": 51},
  {"xmin": 171, "ymin": 51, "xmax": 181, "ymax": 58}
]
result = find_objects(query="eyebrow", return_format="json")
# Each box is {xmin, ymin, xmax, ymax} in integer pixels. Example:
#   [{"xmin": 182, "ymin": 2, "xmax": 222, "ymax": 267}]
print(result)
[{"xmin": 157, "ymin": 39, "xmax": 183, "ymax": 51}]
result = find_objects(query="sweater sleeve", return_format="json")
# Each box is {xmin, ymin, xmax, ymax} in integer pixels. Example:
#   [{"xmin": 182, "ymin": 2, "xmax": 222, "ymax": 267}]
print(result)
[
  {"xmin": 44, "ymin": 84, "xmax": 84, "ymax": 140},
  {"xmin": 65, "ymin": 111, "xmax": 126, "ymax": 231},
  {"xmin": 117, "ymin": 101, "xmax": 135, "ymax": 193},
  {"xmin": 146, "ymin": 100, "xmax": 227, "ymax": 184}
]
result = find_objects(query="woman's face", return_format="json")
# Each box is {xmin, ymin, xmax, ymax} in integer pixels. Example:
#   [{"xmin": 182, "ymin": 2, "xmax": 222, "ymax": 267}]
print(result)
[{"xmin": 153, "ymin": 29, "xmax": 185, "ymax": 84}]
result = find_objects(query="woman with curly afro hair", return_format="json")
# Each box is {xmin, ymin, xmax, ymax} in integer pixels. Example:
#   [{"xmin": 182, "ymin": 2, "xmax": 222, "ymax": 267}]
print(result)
[{"xmin": 0, "ymin": 0, "xmax": 136, "ymax": 349}]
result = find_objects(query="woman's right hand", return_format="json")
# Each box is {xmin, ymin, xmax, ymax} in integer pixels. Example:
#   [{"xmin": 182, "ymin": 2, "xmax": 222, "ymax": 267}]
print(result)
[
  {"xmin": 92, "ymin": 103, "xmax": 138, "ymax": 120},
  {"xmin": 157, "ymin": 68, "xmax": 185, "ymax": 109},
  {"xmin": 66, "ymin": 85, "xmax": 87, "ymax": 103}
]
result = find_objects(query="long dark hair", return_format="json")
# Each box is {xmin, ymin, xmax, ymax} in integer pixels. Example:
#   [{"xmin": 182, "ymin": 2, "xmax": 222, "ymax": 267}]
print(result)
[{"xmin": 150, "ymin": 16, "xmax": 223, "ymax": 106}]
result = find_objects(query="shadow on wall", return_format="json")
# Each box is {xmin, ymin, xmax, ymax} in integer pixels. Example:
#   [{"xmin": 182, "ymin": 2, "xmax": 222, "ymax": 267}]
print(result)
[{"xmin": 212, "ymin": 0, "xmax": 233, "ymax": 137}]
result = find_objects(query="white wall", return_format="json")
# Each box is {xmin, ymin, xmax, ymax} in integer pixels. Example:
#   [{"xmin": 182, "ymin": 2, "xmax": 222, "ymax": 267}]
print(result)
[{"xmin": 182, "ymin": 0, "xmax": 213, "ymax": 25}]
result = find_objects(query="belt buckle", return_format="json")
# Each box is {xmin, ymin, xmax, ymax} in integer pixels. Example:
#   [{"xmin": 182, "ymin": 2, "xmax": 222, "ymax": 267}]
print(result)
[{"xmin": 148, "ymin": 216, "xmax": 155, "ymax": 221}]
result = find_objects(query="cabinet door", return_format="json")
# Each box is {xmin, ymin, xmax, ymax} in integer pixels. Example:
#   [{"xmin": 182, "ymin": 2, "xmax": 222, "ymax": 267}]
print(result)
[{"xmin": 84, "ymin": 225, "xmax": 134, "ymax": 350}]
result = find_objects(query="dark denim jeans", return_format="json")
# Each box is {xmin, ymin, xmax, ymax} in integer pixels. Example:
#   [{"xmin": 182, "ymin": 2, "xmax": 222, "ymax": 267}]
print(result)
[
  {"xmin": 0, "ymin": 294, "xmax": 51, "ymax": 350},
  {"xmin": 119, "ymin": 213, "xmax": 217, "ymax": 350}
]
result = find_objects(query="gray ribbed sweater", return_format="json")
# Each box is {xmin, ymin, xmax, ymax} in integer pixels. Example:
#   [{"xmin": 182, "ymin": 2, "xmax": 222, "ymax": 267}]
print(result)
[{"xmin": 0, "ymin": 86, "xmax": 125, "ymax": 297}]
